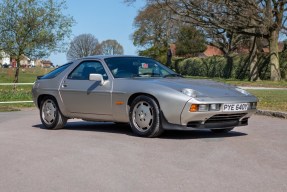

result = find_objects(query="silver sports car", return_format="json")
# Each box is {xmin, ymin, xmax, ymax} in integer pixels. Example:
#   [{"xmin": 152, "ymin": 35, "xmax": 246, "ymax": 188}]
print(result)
[{"xmin": 32, "ymin": 55, "xmax": 258, "ymax": 137}]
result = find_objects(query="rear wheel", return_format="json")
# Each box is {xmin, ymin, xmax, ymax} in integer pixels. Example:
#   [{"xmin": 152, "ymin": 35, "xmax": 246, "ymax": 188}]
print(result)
[
  {"xmin": 40, "ymin": 97, "xmax": 67, "ymax": 129},
  {"xmin": 211, "ymin": 128, "xmax": 234, "ymax": 133},
  {"xmin": 129, "ymin": 95, "xmax": 163, "ymax": 137}
]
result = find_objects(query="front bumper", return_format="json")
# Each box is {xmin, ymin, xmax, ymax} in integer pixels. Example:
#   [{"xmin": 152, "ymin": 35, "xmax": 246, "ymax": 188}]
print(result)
[
  {"xmin": 161, "ymin": 97, "xmax": 257, "ymax": 130},
  {"xmin": 161, "ymin": 111, "xmax": 255, "ymax": 130}
]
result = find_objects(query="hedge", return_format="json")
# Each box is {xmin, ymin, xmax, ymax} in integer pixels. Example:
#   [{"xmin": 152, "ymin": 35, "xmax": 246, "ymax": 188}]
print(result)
[{"xmin": 175, "ymin": 53, "xmax": 287, "ymax": 80}]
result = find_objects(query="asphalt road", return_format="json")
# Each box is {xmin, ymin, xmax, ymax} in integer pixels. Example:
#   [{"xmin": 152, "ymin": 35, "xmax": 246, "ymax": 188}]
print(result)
[{"xmin": 0, "ymin": 109, "xmax": 286, "ymax": 192}]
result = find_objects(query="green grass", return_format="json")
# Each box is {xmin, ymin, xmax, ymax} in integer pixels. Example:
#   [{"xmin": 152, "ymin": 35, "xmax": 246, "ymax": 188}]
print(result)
[
  {"xmin": 0, "ymin": 103, "xmax": 35, "ymax": 112},
  {"xmin": 0, "ymin": 67, "xmax": 49, "ymax": 111},
  {"xmin": 0, "ymin": 86, "xmax": 35, "ymax": 112},
  {"xmin": 219, "ymin": 79, "xmax": 287, "ymax": 88},
  {"xmin": 248, "ymin": 90, "xmax": 287, "ymax": 112},
  {"xmin": 0, "ymin": 68, "xmax": 287, "ymax": 112},
  {"xmin": 187, "ymin": 76, "xmax": 287, "ymax": 88},
  {"xmin": 0, "ymin": 88, "xmax": 32, "ymax": 101},
  {"xmin": 0, "ymin": 67, "xmax": 52, "ymax": 83}
]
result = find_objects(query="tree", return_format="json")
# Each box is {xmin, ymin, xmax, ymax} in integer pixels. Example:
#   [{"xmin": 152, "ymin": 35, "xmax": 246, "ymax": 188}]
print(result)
[
  {"xmin": 205, "ymin": 29, "xmax": 256, "ymax": 80},
  {"xmin": 154, "ymin": 0, "xmax": 286, "ymax": 81},
  {"xmin": 98, "ymin": 40, "xmax": 124, "ymax": 55},
  {"xmin": 132, "ymin": 3, "xmax": 178, "ymax": 62},
  {"xmin": 175, "ymin": 25, "xmax": 206, "ymax": 57},
  {"xmin": 0, "ymin": 0, "xmax": 74, "ymax": 83},
  {"xmin": 128, "ymin": 0, "xmax": 287, "ymax": 81},
  {"xmin": 67, "ymin": 34, "xmax": 99, "ymax": 61}
]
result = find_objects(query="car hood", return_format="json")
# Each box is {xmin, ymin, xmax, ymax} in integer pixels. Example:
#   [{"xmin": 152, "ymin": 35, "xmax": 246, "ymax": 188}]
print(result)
[{"xmin": 138, "ymin": 78, "xmax": 248, "ymax": 97}]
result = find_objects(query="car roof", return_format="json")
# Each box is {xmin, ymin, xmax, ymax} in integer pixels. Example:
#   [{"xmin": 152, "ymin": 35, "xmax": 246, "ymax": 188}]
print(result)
[{"xmin": 82, "ymin": 55, "xmax": 148, "ymax": 60}]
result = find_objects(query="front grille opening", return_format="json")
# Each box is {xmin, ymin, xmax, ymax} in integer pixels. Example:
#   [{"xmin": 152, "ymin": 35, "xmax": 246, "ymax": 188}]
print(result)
[
  {"xmin": 186, "ymin": 114, "xmax": 248, "ymax": 129},
  {"xmin": 187, "ymin": 121, "xmax": 202, "ymax": 128},
  {"xmin": 241, "ymin": 118, "xmax": 249, "ymax": 125},
  {"xmin": 206, "ymin": 113, "xmax": 247, "ymax": 123}
]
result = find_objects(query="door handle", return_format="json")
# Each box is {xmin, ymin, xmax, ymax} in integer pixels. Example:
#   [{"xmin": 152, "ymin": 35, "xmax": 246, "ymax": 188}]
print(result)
[{"xmin": 62, "ymin": 84, "xmax": 67, "ymax": 88}]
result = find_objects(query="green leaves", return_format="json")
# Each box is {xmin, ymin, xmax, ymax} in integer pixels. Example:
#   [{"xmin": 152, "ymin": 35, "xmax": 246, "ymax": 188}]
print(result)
[
  {"xmin": 0, "ymin": 0, "xmax": 74, "ymax": 82},
  {"xmin": 175, "ymin": 26, "xmax": 206, "ymax": 57}
]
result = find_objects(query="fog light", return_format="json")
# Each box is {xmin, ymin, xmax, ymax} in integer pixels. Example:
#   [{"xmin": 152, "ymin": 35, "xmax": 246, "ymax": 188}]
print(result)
[
  {"xmin": 198, "ymin": 104, "xmax": 208, "ymax": 111},
  {"xmin": 210, "ymin": 104, "xmax": 220, "ymax": 111}
]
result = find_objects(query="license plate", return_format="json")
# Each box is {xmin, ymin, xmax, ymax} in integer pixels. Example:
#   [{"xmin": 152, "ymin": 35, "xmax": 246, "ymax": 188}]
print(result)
[{"xmin": 223, "ymin": 103, "xmax": 249, "ymax": 111}]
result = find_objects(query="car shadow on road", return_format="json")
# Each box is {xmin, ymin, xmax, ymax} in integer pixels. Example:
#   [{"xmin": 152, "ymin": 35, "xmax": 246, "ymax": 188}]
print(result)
[
  {"xmin": 33, "ymin": 121, "xmax": 247, "ymax": 139},
  {"xmin": 161, "ymin": 130, "xmax": 247, "ymax": 140},
  {"xmin": 33, "ymin": 121, "xmax": 134, "ymax": 136}
]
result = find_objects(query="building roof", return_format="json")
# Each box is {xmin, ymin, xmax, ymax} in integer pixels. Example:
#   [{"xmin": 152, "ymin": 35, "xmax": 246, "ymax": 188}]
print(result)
[
  {"xmin": 203, "ymin": 45, "xmax": 224, "ymax": 57},
  {"xmin": 262, "ymin": 42, "xmax": 284, "ymax": 53}
]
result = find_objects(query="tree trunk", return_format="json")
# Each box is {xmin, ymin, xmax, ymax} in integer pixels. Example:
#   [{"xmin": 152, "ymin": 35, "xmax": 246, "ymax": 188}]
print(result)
[
  {"xmin": 224, "ymin": 54, "xmax": 233, "ymax": 79},
  {"xmin": 13, "ymin": 58, "xmax": 21, "ymax": 83},
  {"xmin": 269, "ymin": 30, "xmax": 281, "ymax": 81},
  {"xmin": 249, "ymin": 36, "xmax": 260, "ymax": 81}
]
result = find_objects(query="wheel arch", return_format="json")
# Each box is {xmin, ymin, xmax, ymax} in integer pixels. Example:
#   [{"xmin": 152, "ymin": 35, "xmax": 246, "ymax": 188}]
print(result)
[
  {"xmin": 127, "ymin": 93, "xmax": 161, "ymax": 109},
  {"xmin": 37, "ymin": 94, "xmax": 57, "ymax": 108}
]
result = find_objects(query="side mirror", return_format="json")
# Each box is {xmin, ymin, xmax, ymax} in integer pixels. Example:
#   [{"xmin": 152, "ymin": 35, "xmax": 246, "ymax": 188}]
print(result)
[{"xmin": 89, "ymin": 74, "xmax": 104, "ymax": 85}]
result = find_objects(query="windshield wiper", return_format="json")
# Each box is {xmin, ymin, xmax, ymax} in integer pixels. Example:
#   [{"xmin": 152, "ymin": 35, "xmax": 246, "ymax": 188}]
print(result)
[{"xmin": 163, "ymin": 74, "xmax": 183, "ymax": 78}]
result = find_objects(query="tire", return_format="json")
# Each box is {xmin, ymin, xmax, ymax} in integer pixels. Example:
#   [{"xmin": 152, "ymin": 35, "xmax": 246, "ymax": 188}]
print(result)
[
  {"xmin": 211, "ymin": 128, "xmax": 234, "ymax": 133},
  {"xmin": 40, "ymin": 97, "xmax": 67, "ymax": 129},
  {"xmin": 129, "ymin": 95, "xmax": 163, "ymax": 137}
]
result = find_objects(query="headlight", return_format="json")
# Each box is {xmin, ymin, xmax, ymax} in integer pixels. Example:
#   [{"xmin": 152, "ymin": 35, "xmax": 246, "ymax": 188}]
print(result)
[
  {"xmin": 250, "ymin": 102, "xmax": 257, "ymax": 109},
  {"xmin": 182, "ymin": 88, "xmax": 198, "ymax": 98},
  {"xmin": 235, "ymin": 88, "xmax": 251, "ymax": 96},
  {"xmin": 189, "ymin": 103, "xmax": 220, "ymax": 112}
]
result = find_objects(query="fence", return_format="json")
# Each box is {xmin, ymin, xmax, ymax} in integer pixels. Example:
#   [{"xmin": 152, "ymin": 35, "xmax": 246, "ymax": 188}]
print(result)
[{"xmin": 0, "ymin": 83, "xmax": 34, "ymax": 104}]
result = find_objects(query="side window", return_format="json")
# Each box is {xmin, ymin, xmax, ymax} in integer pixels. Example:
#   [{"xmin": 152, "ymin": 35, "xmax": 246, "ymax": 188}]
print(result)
[
  {"xmin": 40, "ymin": 63, "xmax": 72, "ymax": 79},
  {"xmin": 68, "ymin": 61, "xmax": 108, "ymax": 80}
]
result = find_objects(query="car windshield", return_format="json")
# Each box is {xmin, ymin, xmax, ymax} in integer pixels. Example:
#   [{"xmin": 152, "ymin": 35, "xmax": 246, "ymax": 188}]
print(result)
[{"xmin": 104, "ymin": 57, "xmax": 180, "ymax": 78}]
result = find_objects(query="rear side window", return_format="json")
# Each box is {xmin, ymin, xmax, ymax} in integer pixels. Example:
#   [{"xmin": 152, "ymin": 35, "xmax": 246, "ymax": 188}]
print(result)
[{"xmin": 40, "ymin": 63, "xmax": 72, "ymax": 79}]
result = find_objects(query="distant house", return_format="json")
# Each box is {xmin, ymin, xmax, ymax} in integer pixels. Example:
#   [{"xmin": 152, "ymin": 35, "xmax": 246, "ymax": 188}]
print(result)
[
  {"xmin": 199, "ymin": 42, "xmax": 285, "ymax": 57},
  {"xmin": 234, "ymin": 41, "xmax": 285, "ymax": 54},
  {"xmin": 170, "ymin": 42, "xmax": 285, "ymax": 59},
  {"xmin": 11, "ymin": 55, "xmax": 31, "ymax": 68},
  {"xmin": 41, "ymin": 60, "xmax": 53, "ymax": 68},
  {"xmin": 262, "ymin": 42, "xmax": 285, "ymax": 53},
  {"xmin": 169, "ymin": 44, "xmax": 176, "ymax": 56},
  {"xmin": 170, "ymin": 44, "xmax": 224, "ymax": 58},
  {"xmin": 1, "ymin": 52, "xmax": 36, "ymax": 68},
  {"xmin": 199, "ymin": 45, "xmax": 224, "ymax": 58},
  {"xmin": 0, "ymin": 51, "xmax": 10, "ymax": 65},
  {"xmin": 19, "ymin": 55, "xmax": 31, "ymax": 67},
  {"xmin": 33, "ymin": 59, "xmax": 53, "ymax": 68}
]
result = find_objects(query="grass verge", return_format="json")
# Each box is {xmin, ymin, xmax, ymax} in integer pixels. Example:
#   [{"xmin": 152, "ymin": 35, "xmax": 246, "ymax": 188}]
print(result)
[
  {"xmin": 0, "ymin": 87, "xmax": 35, "ymax": 112},
  {"xmin": 247, "ymin": 90, "xmax": 287, "ymax": 112}
]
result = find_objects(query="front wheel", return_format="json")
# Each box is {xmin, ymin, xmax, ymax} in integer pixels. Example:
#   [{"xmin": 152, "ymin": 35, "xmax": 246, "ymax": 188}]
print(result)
[
  {"xmin": 40, "ymin": 97, "xmax": 67, "ymax": 129},
  {"xmin": 129, "ymin": 95, "xmax": 163, "ymax": 137},
  {"xmin": 211, "ymin": 128, "xmax": 234, "ymax": 133}
]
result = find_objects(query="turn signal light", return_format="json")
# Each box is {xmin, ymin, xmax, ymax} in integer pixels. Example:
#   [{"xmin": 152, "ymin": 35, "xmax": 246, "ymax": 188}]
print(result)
[
  {"xmin": 189, "ymin": 104, "xmax": 198, "ymax": 112},
  {"xmin": 115, "ymin": 101, "xmax": 124, "ymax": 105}
]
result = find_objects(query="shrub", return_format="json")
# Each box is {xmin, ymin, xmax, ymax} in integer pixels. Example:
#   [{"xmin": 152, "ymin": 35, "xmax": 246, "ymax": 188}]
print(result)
[{"xmin": 177, "ymin": 53, "xmax": 287, "ymax": 80}]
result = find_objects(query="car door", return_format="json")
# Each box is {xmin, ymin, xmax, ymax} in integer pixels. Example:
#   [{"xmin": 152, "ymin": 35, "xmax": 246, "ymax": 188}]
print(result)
[{"xmin": 59, "ymin": 60, "xmax": 112, "ymax": 117}]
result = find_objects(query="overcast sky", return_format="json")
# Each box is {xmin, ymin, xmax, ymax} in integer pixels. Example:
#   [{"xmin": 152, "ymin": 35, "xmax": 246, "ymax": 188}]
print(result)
[{"xmin": 48, "ymin": 0, "xmax": 144, "ymax": 65}]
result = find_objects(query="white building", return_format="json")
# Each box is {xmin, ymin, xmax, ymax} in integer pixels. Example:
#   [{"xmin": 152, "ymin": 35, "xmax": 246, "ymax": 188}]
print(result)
[{"xmin": 0, "ymin": 51, "xmax": 10, "ymax": 65}]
